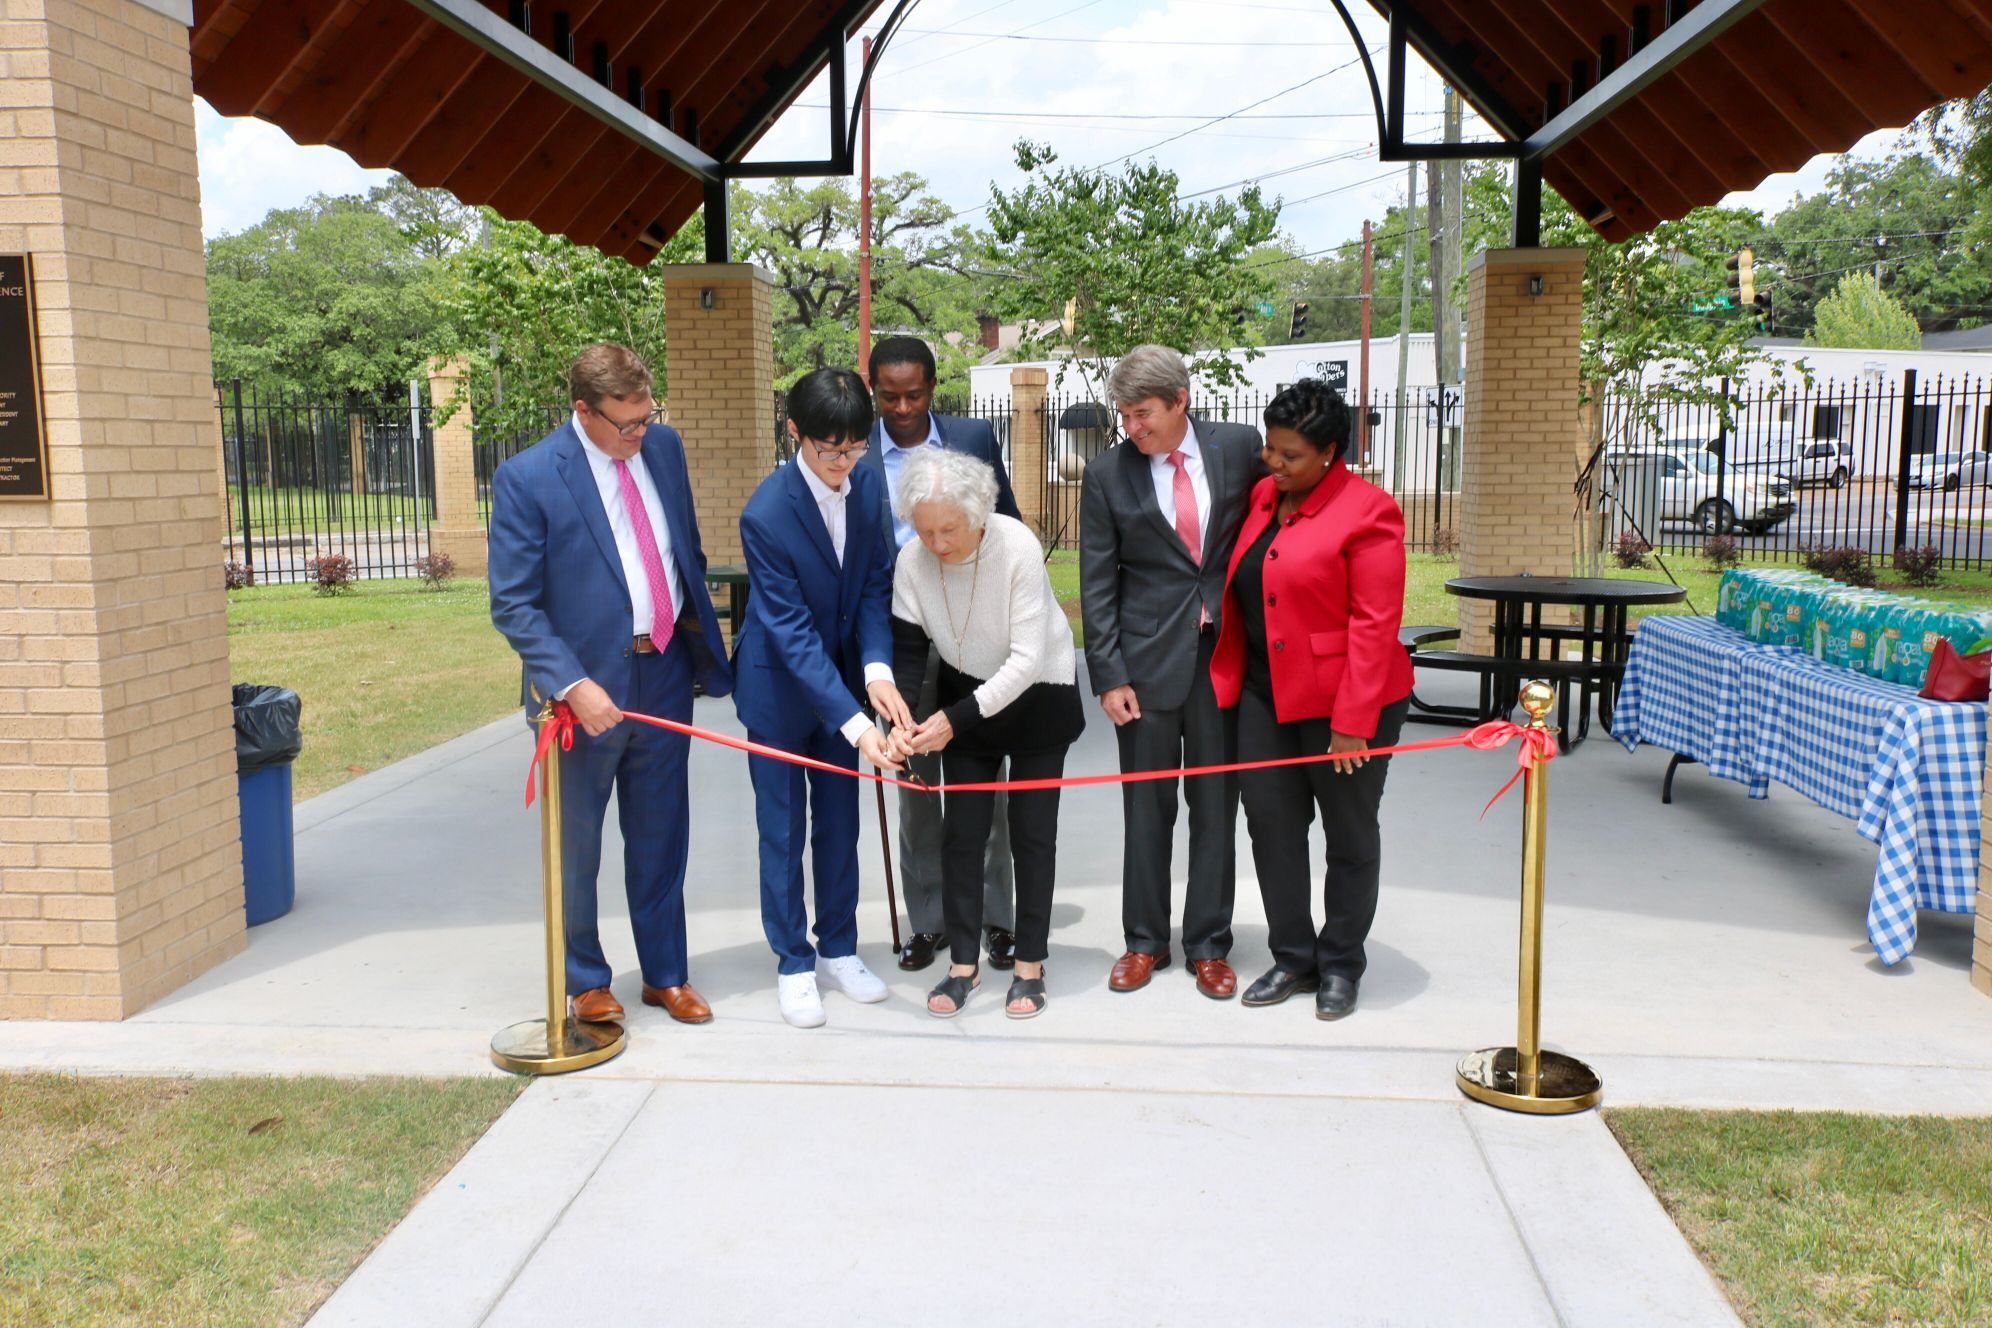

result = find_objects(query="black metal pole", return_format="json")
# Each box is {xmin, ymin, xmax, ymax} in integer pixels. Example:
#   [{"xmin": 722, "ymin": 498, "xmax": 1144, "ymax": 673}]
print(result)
[
  {"xmin": 1894, "ymin": 369, "xmax": 1917, "ymax": 554},
  {"xmin": 231, "ymin": 379, "xmax": 253, "ymax": 576}
]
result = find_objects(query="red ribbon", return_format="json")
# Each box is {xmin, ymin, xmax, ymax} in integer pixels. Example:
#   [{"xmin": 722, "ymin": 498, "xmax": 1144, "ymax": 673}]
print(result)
[{"xmin": 526, "ymin": 705, "xmax": 1555, "ymax": 815}]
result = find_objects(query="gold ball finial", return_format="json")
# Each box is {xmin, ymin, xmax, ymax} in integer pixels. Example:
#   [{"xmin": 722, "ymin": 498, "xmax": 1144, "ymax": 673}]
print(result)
[{"xmin": 1519, "ymin": 680, "xmax": 1556, "ymax": 725}]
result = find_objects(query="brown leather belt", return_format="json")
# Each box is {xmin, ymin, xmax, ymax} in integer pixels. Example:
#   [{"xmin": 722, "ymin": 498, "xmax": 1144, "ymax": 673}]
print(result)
[{"xmin": 633, "ymin": 634, "xmax": 659, "ymax": 654}]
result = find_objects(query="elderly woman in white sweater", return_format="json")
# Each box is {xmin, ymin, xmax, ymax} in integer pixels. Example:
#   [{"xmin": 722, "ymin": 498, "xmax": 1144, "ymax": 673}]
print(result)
[{"xmin": 887, "ymin": 448, "xmax": 1084, "ymax": 1019}]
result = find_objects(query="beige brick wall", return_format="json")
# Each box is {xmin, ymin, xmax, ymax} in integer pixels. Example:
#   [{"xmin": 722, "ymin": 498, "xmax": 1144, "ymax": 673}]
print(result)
[
  {"xmin": 1457, "ymin": 248, "xmax": 1588, "ymax": 653},
  {"xmin": 660, "ymin": 264, "xmax": 774, "ymax": 570},
  {"xmin": 0, "ymin": 0, "xmax": 243, "ymax": 1019},
  {"xmin": 1008, "ymin": 367, "xmax": 1048, "ymax": 539},
  {"xmin": 425, "ymin": 356, "xmax": 486, "ymax": 577}
]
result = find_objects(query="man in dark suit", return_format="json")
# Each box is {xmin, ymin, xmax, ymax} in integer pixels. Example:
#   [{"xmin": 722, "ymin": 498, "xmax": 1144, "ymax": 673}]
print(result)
[
  {"xmin": 734, "ymin": 367, "xmax": 910, "ymax": 1029},
  {"xmin": 1079, "ymin": 344, "xmax": 1264, "ymax": 1000},
  {"xmin": 860, "ymin": 336, "xmax": 1022, "ymax": 974},
  {"xmin": 488, "ymin": 343, "xmax": 733, "ymax": 1028}
]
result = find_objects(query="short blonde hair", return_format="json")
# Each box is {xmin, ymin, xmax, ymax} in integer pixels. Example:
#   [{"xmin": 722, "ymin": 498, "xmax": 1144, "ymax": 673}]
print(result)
[
  {"xmin": 894, "ymin": 449, "xmax": 999, "ymax": 531},
  {"xmin": 569, "ymin": 343, "xmax": 654, "ymax": 408}
]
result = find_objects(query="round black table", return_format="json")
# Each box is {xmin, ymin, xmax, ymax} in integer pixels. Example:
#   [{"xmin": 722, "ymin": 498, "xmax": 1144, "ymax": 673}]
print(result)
[{"xmin": 1444, "ymin": 576, "xmax": 1688, "ymax": 746}]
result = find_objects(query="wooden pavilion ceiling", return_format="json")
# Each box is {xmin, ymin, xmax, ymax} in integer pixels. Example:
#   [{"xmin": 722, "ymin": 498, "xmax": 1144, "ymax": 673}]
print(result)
[
  {"xmin": 1374, "ymin": 0, "xmax": 1992, "ymax": 241},
  {"xmin": 190, "ymin": 0, "xmax": 885, "ymax": 262}
]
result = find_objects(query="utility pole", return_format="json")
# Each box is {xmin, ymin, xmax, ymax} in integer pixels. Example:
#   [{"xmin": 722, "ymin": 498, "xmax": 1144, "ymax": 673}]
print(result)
[
  {"xmin": 1429, "ymin": 86, "xmax": 1463, "ymax": 388},
  {"xmin": 1359, "ymin": 220, "xmax": 1373, "ymax": 463},
  {"xmin": 857, "ymin": 35, "xmax": 874, "ymax": 383},
  {"xmin": 1393, "ymin": 160, "xmax": 1418, "ymax": 488}
]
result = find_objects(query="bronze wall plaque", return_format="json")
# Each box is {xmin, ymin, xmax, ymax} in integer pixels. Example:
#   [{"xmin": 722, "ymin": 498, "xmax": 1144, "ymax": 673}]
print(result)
[{"xmin": 0, "ymin": 255, "xmax": 51, "ymax": 501}]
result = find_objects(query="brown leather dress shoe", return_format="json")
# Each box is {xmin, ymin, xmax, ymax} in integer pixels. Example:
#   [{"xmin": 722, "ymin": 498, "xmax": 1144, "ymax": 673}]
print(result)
[
  {"xmin": 1191, "ymin": 958, "xmax": 1237, "ymax": 1000},
  {"xmin": 571, "ymin": 987, "xmax": 624, "ymax": 1023},
  {"xmin": 642, "ymin": 983, "xmax": 713, "ymax": 1024},
  {"xmin": 1108, "ymin": 949, "xmax": 1170, "ymax": 992}
]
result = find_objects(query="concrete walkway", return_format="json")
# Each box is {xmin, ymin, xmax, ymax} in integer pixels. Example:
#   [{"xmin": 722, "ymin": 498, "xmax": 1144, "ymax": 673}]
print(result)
[{"xmin": 7, "ymin": 668, "xmax": 1989, "ymax": 1325}]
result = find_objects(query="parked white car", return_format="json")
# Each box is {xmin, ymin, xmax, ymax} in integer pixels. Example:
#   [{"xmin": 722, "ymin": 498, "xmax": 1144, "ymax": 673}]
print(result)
[
  {"xmin": 1603, "ymin": 448, "xmax": 1795, "ymax": 535},
  {"xmin": 1907, "ymin": 452, "xmax": 1992, "ymax": 491},
  {"xmin": 1689, "ymin": 431, "xmax": 1857, "ymax": 489}
]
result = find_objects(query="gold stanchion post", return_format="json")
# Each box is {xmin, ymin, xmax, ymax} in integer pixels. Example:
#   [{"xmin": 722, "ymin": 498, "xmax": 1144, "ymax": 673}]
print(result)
[
  {"xmin": 1456, "ymin": 681, "xmax": 1602, "ymax": 1114},
  {"xmin": 491, "ymin": 703, "xmax": 626, "ymax": 1075}
]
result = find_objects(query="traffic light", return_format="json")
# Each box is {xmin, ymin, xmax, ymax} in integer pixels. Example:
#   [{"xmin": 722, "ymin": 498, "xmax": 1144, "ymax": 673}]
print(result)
[
  {"xmin": 1289, "ymin": 300, "xmax": 1310, "ymax": 340},
  {"xmin": 1750, "ymin": 290, "xmax": 1773, "ymax": 334},
  {"xmin": 1724, "ymin": 246, "xmax": 1755, "ymax": 308}
]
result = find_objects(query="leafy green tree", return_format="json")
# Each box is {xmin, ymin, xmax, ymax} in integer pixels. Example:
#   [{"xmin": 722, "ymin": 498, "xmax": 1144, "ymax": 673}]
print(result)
[
  {"xmin": 367, "ymin": 175, "xmax": 481, "ymax": 261},
  {"xmin": 981, "ymin": 141, "xmax": 1282, "ymax": 393},
  {"xmin": 206, "ymin": 192, "xmax": 446, "ymax": 397},
  {"xmin": 1806, "ymin": 271, "xmax": 1922, "ymax": 349},
  {"xmin": 732, "ymin": 173, "xmax": 982, "ymax": 389}
]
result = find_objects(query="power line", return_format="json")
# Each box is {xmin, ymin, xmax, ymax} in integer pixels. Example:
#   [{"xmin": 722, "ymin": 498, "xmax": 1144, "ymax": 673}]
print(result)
[
  {"xmin": 796, "ymin": 103, "xmax": 1442, "ymax": 122},
  {"xmin": 1097, "ymin": 56, "xmax": 1368, "ymax": 167},
  {"xmin": 894, "ymin": 27, "xmax": 1355, "ymax": 46},
  {"xmin": 888, "ymin": 0, "xmax": 1114, "ymax": 77}
]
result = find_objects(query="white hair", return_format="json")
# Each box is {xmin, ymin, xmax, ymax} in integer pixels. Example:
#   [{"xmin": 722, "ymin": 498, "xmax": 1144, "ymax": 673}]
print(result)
[{"xmin": 893, "ymin": 448, "xmax": 999, "ymax": 531}]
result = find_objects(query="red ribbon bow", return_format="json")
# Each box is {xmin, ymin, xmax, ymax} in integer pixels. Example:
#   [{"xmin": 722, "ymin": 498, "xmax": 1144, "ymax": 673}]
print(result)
[
  {"xmin": 525, "ymin": 701, "xmax": 577, "ymax": 807},
  {"xmin": 1459, "ymin": 719, "xmax": 1558, "ymax": 817}
]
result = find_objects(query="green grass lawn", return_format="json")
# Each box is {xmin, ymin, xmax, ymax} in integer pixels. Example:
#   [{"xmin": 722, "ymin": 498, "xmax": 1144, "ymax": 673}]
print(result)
[
  {"xmin": 225, "ymin": 486, "xmax": 430, "ymax": 539},
  {"xmin": 0, "ymin": 1073, "xmax": 522, "ymax": 1328},
  {"xmin": 228, "ymin": 579, "xmax": 520, "ymax": 801},
  {"xmin": 1610, "ymin": 1108, "xmax": 1992, "ymax": 1327}
]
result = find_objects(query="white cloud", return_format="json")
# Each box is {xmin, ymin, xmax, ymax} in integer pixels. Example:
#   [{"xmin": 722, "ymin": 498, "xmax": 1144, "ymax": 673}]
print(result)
[{"xmin": 195, "ymin": 99, "xmax": 397, "ymax": 239}]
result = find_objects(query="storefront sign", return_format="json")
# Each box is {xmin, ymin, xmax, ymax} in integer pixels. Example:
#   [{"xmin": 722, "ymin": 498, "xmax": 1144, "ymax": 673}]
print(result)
[{"xmin": 0, "ymin": 255, "xmax": 50, "ymax": 500}]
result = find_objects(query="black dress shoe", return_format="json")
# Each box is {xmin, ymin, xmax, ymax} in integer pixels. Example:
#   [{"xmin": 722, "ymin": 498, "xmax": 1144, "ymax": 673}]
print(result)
[
  {"xmin": 898, "ymin": 932, "xmax": 946, "ymax": 972},
  {"xmin": 1315, "ymin": 975, "xmax": 1359, "ymax": 1020},
  {"xmin": 985, "ymin": 927, "xmax": 1018, "ymax": 971},
  {"xmin": 1240, "ymin": 965, "xmax": 1320, "ymax": 1007}
]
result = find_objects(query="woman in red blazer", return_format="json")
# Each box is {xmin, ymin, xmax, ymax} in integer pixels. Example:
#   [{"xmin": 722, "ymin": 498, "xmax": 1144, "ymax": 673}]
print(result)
[{"xmin": 1209, "ymin": 380, "xmax": 1414, "ymax": 1020}]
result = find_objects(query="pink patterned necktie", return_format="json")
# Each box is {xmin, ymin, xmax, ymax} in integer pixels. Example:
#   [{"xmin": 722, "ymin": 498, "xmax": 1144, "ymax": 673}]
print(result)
[
  {"xmin": 1166, "ymin": 450, "xmax": 1201, "ymax": 563},
  {"xmin": 614, "ymin": 458, "xmax": 674, "ymax": 651}
]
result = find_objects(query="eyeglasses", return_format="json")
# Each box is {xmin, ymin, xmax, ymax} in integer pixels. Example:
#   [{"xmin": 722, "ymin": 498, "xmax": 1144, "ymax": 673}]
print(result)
[
  {"xmin": 591, "ymin": 403, "xmax": 663, "ymax": 437},
  {"xmin": 801, "ymin": 436, "xmax": 870, "ymax": 463}
]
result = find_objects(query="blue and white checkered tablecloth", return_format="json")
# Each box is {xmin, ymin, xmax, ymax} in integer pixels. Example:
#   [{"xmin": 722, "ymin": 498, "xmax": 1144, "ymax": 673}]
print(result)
[{"xmin": 1614, "ymin": 614, "xmax": 1985, "ymax": 964}]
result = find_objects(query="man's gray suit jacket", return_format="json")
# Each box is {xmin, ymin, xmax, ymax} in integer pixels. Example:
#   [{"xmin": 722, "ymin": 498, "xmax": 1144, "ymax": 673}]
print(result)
[{"xmin": 1078, "ymin": 418, "xmax": 1265, "ymax": 713}]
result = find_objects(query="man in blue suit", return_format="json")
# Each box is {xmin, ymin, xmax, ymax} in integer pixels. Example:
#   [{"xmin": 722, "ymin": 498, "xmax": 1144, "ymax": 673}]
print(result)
[
  {"xmin": 489, "ymin": 343, "xmax": 733, "ymax": 1028},
  {"xmin": 860, "ymin": 336, "xmax": 1022, "ymax": 974},
  {"xmin": 735, "ymin": 367, "xmax": 912, "ymax": 1028}
]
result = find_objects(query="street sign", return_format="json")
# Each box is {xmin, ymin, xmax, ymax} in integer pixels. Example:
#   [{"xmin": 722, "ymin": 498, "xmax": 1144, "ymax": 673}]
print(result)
[{"xmin": 1254, "ymin": 301, "xmax": 1276, "ymax": 317}]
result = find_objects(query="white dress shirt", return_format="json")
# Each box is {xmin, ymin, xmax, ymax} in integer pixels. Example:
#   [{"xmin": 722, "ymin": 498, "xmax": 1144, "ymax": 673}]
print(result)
[
  {"xmin": 794, "ymin": 456, "xmax": 894, "ymax": 747},
  {"xmin": 1148, "ymin": 420, "xmax": 1211, "ymax": 552},
  {"xmin": 557, "ymin": 415, "xmax": 688, "ymax": 700}
]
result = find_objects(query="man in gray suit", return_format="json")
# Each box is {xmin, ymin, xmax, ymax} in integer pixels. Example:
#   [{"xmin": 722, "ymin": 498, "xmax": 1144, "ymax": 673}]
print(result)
[
  {"xmin": 860, "ymin": 336, "xmax": 1021, "ymax": 974},
  {"xmin": 1080, "ymin": 344, "xmax": 1264, "ymax": 1000}
]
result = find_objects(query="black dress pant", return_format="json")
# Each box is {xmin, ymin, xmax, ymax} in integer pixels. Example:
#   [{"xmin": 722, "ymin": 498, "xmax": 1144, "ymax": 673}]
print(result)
[
  {"xmin": 940, "ymin": 745, "xmax": 1067, "ymax": 966},
  {"xmin": 1114, "ymin": 631, "xmax": 1238, "ymax": 960},
  {"xmin": 1237, "ymin": 688, "xmax": 1410, "ymax": 981}
]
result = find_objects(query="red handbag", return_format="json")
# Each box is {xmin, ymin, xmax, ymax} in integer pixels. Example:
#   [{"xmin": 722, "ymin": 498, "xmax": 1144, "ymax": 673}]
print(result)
[{"xmin": 1919, "ymin": 639, "xmax": 1992, "ymax": 702}]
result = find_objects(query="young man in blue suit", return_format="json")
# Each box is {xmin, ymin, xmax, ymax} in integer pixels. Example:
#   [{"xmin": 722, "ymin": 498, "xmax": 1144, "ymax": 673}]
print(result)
[
  {"xmin": 735, "ymin": 367, "xmax": 912, "ymax": 1028},
  {"xmin": 861, "ymin": 336, "xmax": 1023, "ymax": 975},
  {"xmin": 489, "ymin": 343, "xmax": 734, "ymax": 1028}
]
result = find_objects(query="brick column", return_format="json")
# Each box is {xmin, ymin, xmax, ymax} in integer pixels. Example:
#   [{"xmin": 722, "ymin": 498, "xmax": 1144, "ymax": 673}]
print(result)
[
  {"xmin": 0, "ymin": 0, "xmax": 245, "ymax": 1018},
  {"xmin": 425, "ymin": 356, "xmax": 485, "ymax": 577},
  {"xmin": 1457, "ymin": 248, "xmax": 1587, "ymax": 652},
  {"xmin": 1008, "ymin": 367, "xmax": 1048, "ymax": 538},
  {"xmin": 661, "ymin": 264, "xmax": 775, "ymax": 568}
]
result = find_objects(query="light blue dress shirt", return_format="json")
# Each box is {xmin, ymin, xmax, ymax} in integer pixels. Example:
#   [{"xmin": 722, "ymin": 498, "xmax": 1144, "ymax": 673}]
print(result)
[{"xmin": 875, "ymin": 412, "xmax": 943, "ymax": 549}]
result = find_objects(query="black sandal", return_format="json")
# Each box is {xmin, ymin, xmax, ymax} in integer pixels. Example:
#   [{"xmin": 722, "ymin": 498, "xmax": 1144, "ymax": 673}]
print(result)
[
  {"xmin": 927, "ymin": 969, "xmax": 979, "ymax": 1018},
  {"xmin": 1004, "ymin": 972, "xmax": 1047, "ymax": 1020}
]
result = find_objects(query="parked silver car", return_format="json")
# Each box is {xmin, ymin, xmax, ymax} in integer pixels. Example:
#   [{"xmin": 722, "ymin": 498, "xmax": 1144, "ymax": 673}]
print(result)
[
  {"xmin": 1907, "ymin": 452, "xmax": 1992, "ymax": 491},
  {"xmin": 1604, "ymin": 448, "xmax": 1795, "ymax": 535}
]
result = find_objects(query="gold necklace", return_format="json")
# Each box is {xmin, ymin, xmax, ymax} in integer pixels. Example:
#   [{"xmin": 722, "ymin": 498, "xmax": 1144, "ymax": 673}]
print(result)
[{"xmin": 938, "ymin": 541, "xmax": 982, "ymax": 659}]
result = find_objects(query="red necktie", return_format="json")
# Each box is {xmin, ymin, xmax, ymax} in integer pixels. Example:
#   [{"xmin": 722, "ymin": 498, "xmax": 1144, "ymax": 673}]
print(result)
[
  {"xmin": 1167, "ymin": 451, "xmax": 1201, "ymax": 563},
  {"xmin": 615, "ymin": 458, "xmax": 675, "ymax": 651}
]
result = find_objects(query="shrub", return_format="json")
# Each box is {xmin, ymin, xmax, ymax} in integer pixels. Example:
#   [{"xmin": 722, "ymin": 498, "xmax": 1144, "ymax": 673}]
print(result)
[
  {"xmin": 1701, "ymin": 535, "xmax": 1741, "ymax": 570},
  {"xmin": 305, "ymin": 552, "xmax": 358, "ymax": 595},
  {"xmin": 223, "ymin": 560, "xmax": 255, "ymax": 590},
  {"xmin": 1428, "ymin": 526, "xmax": 1460, "ymax": 558},
  {"xmin": 1802, "ymin": 544, "xmax": 1877, "ymax": 588},
  {"xmin": 1611, "ymin": 530, "xmax": 1652, "ymax": 570},
  {"xmin": 415, "ymin": 550, "xmax": 457, "ymax": 590},
  {"xmin": 1892, "ymin": 544, "xmax": 1942, "ymax": 589}
]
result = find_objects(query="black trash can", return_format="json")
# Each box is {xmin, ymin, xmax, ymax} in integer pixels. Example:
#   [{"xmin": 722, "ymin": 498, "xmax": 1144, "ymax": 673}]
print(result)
[{"xmin": 232, "ymin": 684, "xmax": 303, "ymax": 926}]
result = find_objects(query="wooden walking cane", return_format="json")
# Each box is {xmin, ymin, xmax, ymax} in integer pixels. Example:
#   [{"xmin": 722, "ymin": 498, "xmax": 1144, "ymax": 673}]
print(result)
[{"xmin": 874, "ymin": 776, "xmax": 903, "ymax": 953}]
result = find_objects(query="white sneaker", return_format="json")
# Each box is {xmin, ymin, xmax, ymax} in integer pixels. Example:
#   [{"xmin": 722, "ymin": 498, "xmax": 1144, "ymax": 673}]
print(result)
[
  {"xmin": 778, "ymin": 972, "xmax": 826, "ymax": 1028},
  {"xmin": 818, "ymin": 954, "xmax": 889, "ymax": 1004}
]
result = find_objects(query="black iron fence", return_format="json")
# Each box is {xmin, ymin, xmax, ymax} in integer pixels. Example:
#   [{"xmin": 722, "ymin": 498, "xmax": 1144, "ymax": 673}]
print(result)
[
  {"xmin": 218, "ymin": 380, "xmax": 437, "ymax": 584},
  {"xmin": 1592, "ymin": 372, "xmax": 1992, "ymax": 570}
]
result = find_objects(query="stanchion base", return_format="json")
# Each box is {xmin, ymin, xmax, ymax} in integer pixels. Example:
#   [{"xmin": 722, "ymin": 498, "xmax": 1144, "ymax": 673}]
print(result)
[
  {"xmin": 490, "ymin": 1017, "xmax": 626, "ymax": 1076},
  {"xmin": 1456, "ymin": 1046, "xmax": 1601, "ymax": 1115}
]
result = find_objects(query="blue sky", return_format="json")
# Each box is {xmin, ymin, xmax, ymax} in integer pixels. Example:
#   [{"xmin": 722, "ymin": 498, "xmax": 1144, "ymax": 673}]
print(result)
[{"xmin": 195, "ymin": 0, "xmax": 1909, "ymax": 248}]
